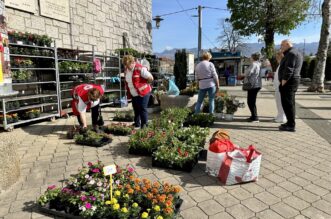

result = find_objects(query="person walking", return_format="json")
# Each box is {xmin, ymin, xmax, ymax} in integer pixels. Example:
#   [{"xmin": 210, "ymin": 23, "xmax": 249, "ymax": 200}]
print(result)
[
  {"xmin": 71, "ymin": 84, "xmax": 104, "ymax": 132},
  {"xmin": 273, "ymin": 50, "xmax": 287, "ymax": 123},
  {"xmin": 123, "ymin": 55, "xmax": 153, "ymax": 128},
  {"xmin": 278, "ymin": 39, "xmax": 303, "ymax": 132},
  {"xmin": 244, "ymin": 53, "xmax": 262, "ymax": 122},
  {"xmin": 195, "ymin": 52, "xmax": 220, "ymax": 114}
]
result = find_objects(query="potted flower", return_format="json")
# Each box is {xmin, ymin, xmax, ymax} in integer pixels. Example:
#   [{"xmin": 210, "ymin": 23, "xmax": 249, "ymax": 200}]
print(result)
[
  {"xmin": 152, "ymin": 138, "xmax": 201, "ymax": 172},
  {"xmin": 184, "ymin": 113, "xmax": 215, "ymax": 127},
  {"xmin": 37, "ymin": 162, "xmax": 183, "ymax": 219},
  {"xmin": 113, "ymin": 110, "xmax": 134, "ymax": 122},
  {"xmin": 128, "ymin": 128, "xmax": 168, "ymax": 155},
  {"xmin": 224, "ymin": 96, "xmax": 245, "ymax": 121},
  {"xmin": 74, "ymin": 130, "xmax": 113, "ymax": 147},
  {"xmin": 103, "ymin": 123, "xmax": 133, "ymax": 136}
]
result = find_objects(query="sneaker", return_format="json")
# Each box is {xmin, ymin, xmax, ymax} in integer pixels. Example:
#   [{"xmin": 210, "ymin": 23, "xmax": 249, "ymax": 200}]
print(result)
[{"xmin": 279, "ymin": 125, "xmax": 295, "ymax": 132}]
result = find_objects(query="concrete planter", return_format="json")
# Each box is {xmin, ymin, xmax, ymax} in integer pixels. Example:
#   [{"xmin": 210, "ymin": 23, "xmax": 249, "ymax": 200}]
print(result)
[{"xmin": 160, "ymin": 94, "xmax": 197, "ymax": 110}]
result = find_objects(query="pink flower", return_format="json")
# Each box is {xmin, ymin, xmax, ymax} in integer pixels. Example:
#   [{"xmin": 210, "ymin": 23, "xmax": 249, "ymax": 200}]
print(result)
[
  {"xmin": 85, "ymin": 202, "xmax": 92, "ymax": 209},
  {"xmin": 127, "ymin": 167, "xmax": 134, "ymax": 173},
  {"xmin": 131, "ymin": 130, "xmax": 137, "ymax": 135},
  {"xmin": 92, "ymin": 168, "xmax": 100, "ymax": 173},
  {"xmin": 90, "ymin": 196, "xmax": 96, "ymax": 201},
  {"xmin": 81, "ymin": 195, "xmax": 87, "ymax": 201},
  {"xmin": 87, "ymin": 162, "xmax": 93, "ymax": 166},
  {"xmin": 47, "ymin": 185, "xmax": 56, "ymax": 190}
]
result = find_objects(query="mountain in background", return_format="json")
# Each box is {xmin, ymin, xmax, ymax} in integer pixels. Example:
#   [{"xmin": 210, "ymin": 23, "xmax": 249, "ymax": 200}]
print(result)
[{"xmin": 154, "ymin": 42, "xmax": 319, "ymax": 59}]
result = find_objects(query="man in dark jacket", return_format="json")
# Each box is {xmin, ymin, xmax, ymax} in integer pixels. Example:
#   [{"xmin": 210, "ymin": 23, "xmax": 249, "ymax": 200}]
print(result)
[{"xmin": 278, "ymin": 39, "xmax": 303, "ymax": 132}]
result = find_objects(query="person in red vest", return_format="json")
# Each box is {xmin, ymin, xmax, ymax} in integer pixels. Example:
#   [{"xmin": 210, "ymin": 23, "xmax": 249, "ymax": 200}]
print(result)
[
  {"xmin": 71, "ymin": 84, "xmax": 104, "ymax": 132},
  {"xmin": 123, "ymin": 55, "xmax": 153, "ymax": 128}
]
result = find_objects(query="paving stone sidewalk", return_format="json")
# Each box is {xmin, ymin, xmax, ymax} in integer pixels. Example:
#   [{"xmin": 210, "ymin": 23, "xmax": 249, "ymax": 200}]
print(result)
[{"xmin": 0, "ymin": 83, "xmax": 331, "ymax": 219}]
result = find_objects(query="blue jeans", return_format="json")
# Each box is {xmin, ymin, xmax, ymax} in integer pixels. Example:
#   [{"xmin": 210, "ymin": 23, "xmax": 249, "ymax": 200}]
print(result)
[
  {"xmin": 132, "ymin": 93, "xmax": 151, "ymax": 128},
  {"xmin": 195, "ymin": 86, "xmax": 216, "ymax": 114}
]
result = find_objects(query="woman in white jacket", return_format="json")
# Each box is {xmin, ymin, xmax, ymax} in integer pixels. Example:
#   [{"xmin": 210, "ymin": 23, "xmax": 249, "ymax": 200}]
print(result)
[{"xmin": 273, "ymin": 51, "xmax": 287, "ymax": 123}]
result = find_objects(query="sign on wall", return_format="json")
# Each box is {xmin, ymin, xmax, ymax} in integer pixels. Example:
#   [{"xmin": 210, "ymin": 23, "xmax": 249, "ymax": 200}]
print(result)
[
  {"xmin": 39, "ymin": 0, "xmax": 70, "ymax": 23},
  {"xmin": 5, "ymin": 0, "xmax": 36, "ymax": 14}
]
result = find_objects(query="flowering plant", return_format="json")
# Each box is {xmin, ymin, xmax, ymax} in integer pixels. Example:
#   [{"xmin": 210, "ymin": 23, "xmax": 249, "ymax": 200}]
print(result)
[
  {"xmin": 74, "ymin": 130, "xmax": 113, "ymax": 147},
  {"xmin": 104, "ymin": 123, "xmax": 133, "ymax": 136},
  {"xmin": 38, "ymin": 161, "xmax": 182, "ymax": 219},
  {"xmin": 175, "ymin": 126, "xmax": 209, "ymax": 147},
  {"xmin": 129, "ymin": 128, "xmax": 169, "ymax": 155},
  {"xmin": 184, "ymin": 113, "xmax": 215, "ymax": 127},
  {"xmin": 113, "ymin": 110, "xmax": 134, "ymax": 122}
]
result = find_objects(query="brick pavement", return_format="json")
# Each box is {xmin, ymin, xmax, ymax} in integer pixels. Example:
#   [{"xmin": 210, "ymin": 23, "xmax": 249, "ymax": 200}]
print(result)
[{"xmin": 0, "ymin": 82, "xmax": 331, "ymax": 219}]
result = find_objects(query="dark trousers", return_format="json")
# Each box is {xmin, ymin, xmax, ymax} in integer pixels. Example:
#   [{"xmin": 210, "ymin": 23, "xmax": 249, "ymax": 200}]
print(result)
[
  {"xmin": 77, "ymin": 104, "xmax": 100, "ymax": 126},
  {"xmin": 132, "ymin": 93, "xmax": 151, "ymax": 128},
  {"xmin": 247, "ymin": 88, "xmax": 261, "ymax": 119},
  {"xmin": 279, "ymin": 79, "xmax": 299, "ymax": 127}
]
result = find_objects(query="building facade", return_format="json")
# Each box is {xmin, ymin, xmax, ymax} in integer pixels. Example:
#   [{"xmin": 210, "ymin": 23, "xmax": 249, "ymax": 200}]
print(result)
[{"xmin": 5, "ymin": 0, "xmax": 152, "ymax": 53}]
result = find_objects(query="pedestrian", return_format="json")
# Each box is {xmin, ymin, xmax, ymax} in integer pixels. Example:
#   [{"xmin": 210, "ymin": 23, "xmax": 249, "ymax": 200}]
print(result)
[
  {"xmin": 224, "ymin": 66, "xmax": 231, "ymax": 86},
  {"xmin": 244, "ymin": 53, "xmax": 262, "ymax": 122},
  {"xmin": 273, "ymin": 50, "xmax": 287, "ymax": 123},
  {"xmin": 123, "ymin": 55, "xmax": 154, "ymax": 128},
  {"xmin": 278, "ymin": 39, "xmax": 303, "ymax": 132},
  {"xmin": 195, "ymin": 52, "xmax": 220, "ymax": 114},
  {"xmin": 71, "ymin": 84, "xmax": 104, "ymax": 132}
]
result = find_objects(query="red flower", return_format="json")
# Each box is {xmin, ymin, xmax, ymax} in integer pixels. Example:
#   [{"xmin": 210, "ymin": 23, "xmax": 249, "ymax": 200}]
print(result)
[
  {"xmin": 177, "ymin": 148, "xmax": 182, "ymax": 156},
  {"xmin": 184, "ymin": 151, "xmax": 188, "ymax": 157},
  {"xmin": 87, "ymin": 162, "xmax": 93, "ymax": 166}
]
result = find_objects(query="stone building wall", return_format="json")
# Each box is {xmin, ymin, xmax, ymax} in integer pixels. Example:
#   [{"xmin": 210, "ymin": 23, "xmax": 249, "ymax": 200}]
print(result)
[{"xmin": 5, "ymin": 0, "xmax": 152, "ymax": 53}]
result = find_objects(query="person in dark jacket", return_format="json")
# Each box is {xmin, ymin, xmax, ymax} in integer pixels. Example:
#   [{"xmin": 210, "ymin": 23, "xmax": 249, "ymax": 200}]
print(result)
[{"xmin": 278, "ymin": 39, "xmax": 303, "ymax": 132}]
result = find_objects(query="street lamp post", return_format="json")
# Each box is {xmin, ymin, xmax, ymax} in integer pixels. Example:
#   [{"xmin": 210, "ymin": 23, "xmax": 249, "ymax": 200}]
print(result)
[{"xmin": 197, "ymin": 5, "xmax": 202, "ymax": 62}]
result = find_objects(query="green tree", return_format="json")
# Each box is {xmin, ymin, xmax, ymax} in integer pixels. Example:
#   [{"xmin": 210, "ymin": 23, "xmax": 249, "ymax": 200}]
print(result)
[
  {"xmin": 174, "ymin": 49, "xmax": 188, "ymax": 90},
  {"xmin": 227, "ymin": 0, "xmax": 310, "ymax": 60}
]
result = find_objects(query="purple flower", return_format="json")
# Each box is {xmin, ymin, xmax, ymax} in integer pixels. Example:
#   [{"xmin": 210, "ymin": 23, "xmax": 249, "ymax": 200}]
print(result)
[
  {"xmin": 90, "ymin": 196, "xmax": 96, "ymax": 201},
  {"xmin": 85, "ymin": 202, "xmax": 92, "ymax": 209},
  {"xmin": 92, "ymin": 168, "xmax": 100, "ymax": 173},
  {"xmin": 81, "ymin": 195, "xmax": 87, "ymax": 201},
  {"xmin": 115, "ymin": 180, "xmax": 120, "ymax": 185},
  {"xmin": 47, "ymin": 185, "xmax": 56, "ymax": 190},
  {"xmin": 87, "ymin": 162, "xmax": 93, "ymax": 166}
]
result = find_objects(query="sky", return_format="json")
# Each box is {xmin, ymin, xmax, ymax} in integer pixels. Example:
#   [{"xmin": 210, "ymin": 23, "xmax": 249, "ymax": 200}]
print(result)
[{"xmin": 152, "ymin": 0, "xmax": 323, "ymax": 53}]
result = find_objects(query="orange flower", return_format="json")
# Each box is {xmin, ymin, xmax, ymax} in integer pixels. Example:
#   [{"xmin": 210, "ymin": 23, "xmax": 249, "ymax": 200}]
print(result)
[
  {"xmin": 142, "ymin": 187, "xmax": 148, "ymax": 194},
  {"xmin": 129, "ymin": 175, "xmax": 135, "ymax": 180},
  {"xmin": 125, "ymin": 184, "xmax": 131, "ymax": 189},
  {"xmin": 158, "ymin": 194, "xmax": 166, "ymax": 203},
  {"xmin": 146, "ymin": 192, "xmax": 153, "ymax": 200},
  {"xmin": 152, "ymin": 198, "xmax": 158, "ymax": 204},
  {"xmin": 127, "ymin": 188, "xmax": 134, "ymax": 194},
  {"xmin": 153, "ymin": 182, "xmax": 160, "ymax": 188},
  {"xmin": 167, "ymin": 194, "xmax": 174, "ymax": 202},
  {"xmin": 134, "ymin": 178, "xmax": 141, "ymax": 184},
  {"xmin": 152, "ymin": 188, "xmax": 158, "ymax": 194},
  {"xmin": 165, "ymin": 200, "xmax": 172, "ymax": 207},
  {"xmin": 118, "ymin": 185, "xmax": 123, "ymax": 189},
  {"xmin": 172, "ymin": 186, "xmax": 181, "ymax": 193},
  {"xmin": 143, "ymin": 179, "xmax": 150, "ymax": 185},
  {"xmin": 134, "ymin": 185, "xmax": 141, "ymax": 192},
  {"xmin": 163, "ymin": 207, "xmax": 174, "ymax": 215},
  {"xmin": 145, "ymin": 183, "xmax": 151, "ymax": 190}
]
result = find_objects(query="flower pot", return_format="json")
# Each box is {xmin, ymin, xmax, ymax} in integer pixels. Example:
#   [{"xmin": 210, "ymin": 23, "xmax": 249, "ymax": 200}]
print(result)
[
  {"xmin": 224, "ymin": 113, "xmax": 234, "ymax": 121},
  {"xmin": 151, "ymin": 154, "xmax": 199, "ymax": 172}
]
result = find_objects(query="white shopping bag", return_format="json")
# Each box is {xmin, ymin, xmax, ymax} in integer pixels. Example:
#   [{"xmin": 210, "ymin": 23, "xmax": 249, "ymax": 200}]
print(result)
[{"xmin": 219, "ymin": 145, "xmax": 262, "ymax": 185}]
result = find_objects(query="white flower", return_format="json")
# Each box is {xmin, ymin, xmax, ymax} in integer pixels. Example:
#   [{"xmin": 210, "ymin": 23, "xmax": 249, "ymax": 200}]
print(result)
[
  {"xmin": 97, "ymin": 181, "xmax": 102, "ymax": 187},
  {"xmin": 89, "ymin": 179, "xmax": 95, "ymax": 185},
  {"xmin": 85, "ymin": 174, "xmax": 89, "ymax": 179},
  {"xmin": 79, "ymin": 206, "xmax": 86, "ymax": 212},
  {"xmin": 92, "ymin": 206, "xmax": 97, "ymax": 211}
]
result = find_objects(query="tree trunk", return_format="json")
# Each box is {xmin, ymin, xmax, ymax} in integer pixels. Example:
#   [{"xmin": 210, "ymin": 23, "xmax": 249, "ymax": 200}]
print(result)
[{"xmin": 308, "ymin": 0, "xmax": 331, "ymax": 92}]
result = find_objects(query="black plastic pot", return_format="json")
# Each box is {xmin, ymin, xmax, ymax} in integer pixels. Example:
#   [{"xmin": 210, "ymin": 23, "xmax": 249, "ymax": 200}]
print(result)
[{"xmin": 151, "ymin": 155, "xmax": 198, "ymax": 172}]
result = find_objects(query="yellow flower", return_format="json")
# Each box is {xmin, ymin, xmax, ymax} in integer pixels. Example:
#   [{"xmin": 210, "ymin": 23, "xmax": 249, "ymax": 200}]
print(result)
[
  {"xmin": 121, "ymin": 207, "xmax": 128, "ymax": 213},
  {"xmin": 156, "ymin": 216, "xmax": 163, "ymax": 219},
  {"xmin": 141, "ymin": 212, "xmax": 149, "ymax": 218},
  {"xmin": 113, "ymin": 203, "xmax": 120, "ymax": 210},
  {"xmin": 124, "ymin": 194, "xmax": 129, "ymax": 198},
  {"xmin": 105, "ymin": 201, "xmax": 111, "ymax": 205},
  {"xmin": 132, "ymin": 202, "xmax": 139, "ymax": 208},
  {"xmin": 153, "ymin": 205, "xmax": 161, "ymax": 212},
  {"xmin": 114, "ymin": 190, "xmax": 121, "ymax": 197},
  {"xmin": 110, "ymin": 198, "xmax": 118, "ymax": 204}
]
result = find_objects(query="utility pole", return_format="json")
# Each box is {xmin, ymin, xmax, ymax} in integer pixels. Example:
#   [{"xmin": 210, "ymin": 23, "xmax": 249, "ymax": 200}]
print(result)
[{"xmin": 197, "ymin": 5, "xmax": 202, "ymax": 62}]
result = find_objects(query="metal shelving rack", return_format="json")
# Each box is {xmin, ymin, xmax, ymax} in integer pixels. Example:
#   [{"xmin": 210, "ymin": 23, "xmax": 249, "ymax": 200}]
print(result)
[
  {"xmin": 95, "ymin": 52, "xmax": 123, "ymax": 107},
  {"xmin": 0, "ymin": 42, "xmax": 60, "ymax": 131},
  {"xmin": 57, "ymin": 48, "xmax": 95, "ymax": 116}
]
